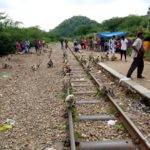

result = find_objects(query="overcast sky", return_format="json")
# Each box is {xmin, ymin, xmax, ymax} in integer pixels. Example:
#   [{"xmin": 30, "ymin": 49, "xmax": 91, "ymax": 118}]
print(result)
[{"xmin": 0, "ymin": 0, "xmax": 149, "ymax": 31}]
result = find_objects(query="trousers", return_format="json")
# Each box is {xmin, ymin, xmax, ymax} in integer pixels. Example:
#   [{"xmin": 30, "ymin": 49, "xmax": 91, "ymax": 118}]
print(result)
[{"xmin": 127, "ymin": 55, "xmax": 144, "ymax": 78}]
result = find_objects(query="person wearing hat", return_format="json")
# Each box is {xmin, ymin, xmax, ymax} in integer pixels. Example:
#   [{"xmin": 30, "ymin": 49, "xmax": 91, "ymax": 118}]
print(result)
[{"xmin": 127, "ymin": 32, "xmax": 145, "ymax": 79}]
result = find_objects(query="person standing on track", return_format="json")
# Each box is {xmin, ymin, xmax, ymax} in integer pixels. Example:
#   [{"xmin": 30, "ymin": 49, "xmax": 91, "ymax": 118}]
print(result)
[{"xmin": 127, "ymin": 32, "xmax": 145, "ymax": 79}]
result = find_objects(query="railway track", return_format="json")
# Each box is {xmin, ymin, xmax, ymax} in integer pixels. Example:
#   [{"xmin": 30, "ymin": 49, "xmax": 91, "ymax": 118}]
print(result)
[{"xmin": 62, "ymin": 46, "xmax": 150, "ymax": 150}]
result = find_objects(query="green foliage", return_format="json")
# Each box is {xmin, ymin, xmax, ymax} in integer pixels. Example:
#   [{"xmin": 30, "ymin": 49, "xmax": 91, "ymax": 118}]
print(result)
[
  {"xmin": 101, "ymin": 15, "xmax": 148, "ymax": 36},
  {"xmin": 0, "ymin": 31, "xmax": 15, "ymax": 55},
  {"xmin": 116, "ymin": 122, "xmax": 127, "ymax": 131},
  {"xmin": 65, "ymin": 122, "xmax": 69, "ymax": 130},
  {"xmin": 118, "ymin": 103, "xmax": 126, "ymax": 111},
  {"xmin": 50, "ymin": 14, "xmax": 150, "ymax": 41},
  {"xmin": 75, "ymin": 131, "xmax": 82, "ymax": 139},
  {"xmin": 73, "ymin": 24, "xmax": 101, "ymax": 36},
  {"xmin": 127, "ymin": 48, "xmax": 132, "ymax": 56},
  {"xmin": 59, "ymin": 91, "xmax": 68, "ymax": 100},
  {"xmin": 144, "ymin": 31, "xmax": 150, "ymax": 40},
  {"xmin": 102, "ymin": 17, "xmax": 125, "ymax": 32},
  {"xmin": 48, "ymin": 31, "xmax": 62, "ymax": 41},
  {"xmin": 107, "ymin": 108, "xmax": 117, "ymax": 115},
  {"xmin": 1, "ymin": 12, "xmax": 150, "ymax": 56},
  {"xmin": 0, "ymin": 12, "xmax": 51, "ymax": 56},
  {"xmin": 52, "ymin": 16, "xmax": 99, "ymax": 37},
  {"xmin": 69, "ymin": 86, "xmax": 75, "ymax": 94},
  {"xmin": 71, "ymin": 107, "xmax": 79, "ymax": 122},
  {"xmin": 145, "ymin": 51, "xmax": 150, "ymax": 61},
  {"xmin": 95, "ymin": 87, "xmax": 106, "ymax": 99}
]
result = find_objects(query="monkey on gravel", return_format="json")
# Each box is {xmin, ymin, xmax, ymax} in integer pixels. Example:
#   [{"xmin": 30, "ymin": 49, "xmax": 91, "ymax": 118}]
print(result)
[
  {"xmin": 63, "ymin": 50, "xmax": 67, "ymax": 59},
  {"xmin": 47, "ymin": 59, "xmax": 53, "ymax": 68},
  {"xmin": 31, "ymin": 59, "xmax": 41, "ymax": 71},
  {"xmin": 48, "ymin": 48, "xmax": 53, "ymax": 58},
  {"xmin": 2, "ymin": 63, "xmax": 12, "ymax": 69},
  {"xmin": 31, "ymin": 64, "xmax": 40, "ymax": 71}
]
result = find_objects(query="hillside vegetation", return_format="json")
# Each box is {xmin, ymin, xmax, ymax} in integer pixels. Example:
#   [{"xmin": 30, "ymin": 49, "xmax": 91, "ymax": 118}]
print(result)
[
  {"xmin": 53, "ymin": 16, "xmax": 100, "ymax": 37},
  {"xmin": 0, "ymin": 12, "xmax": 50, "ymax": 55},
  {"xmin": 51, "ymin": 15, "xmax": 150, "ymax": 38},
  {"xmin": 1, "ymin": 13, "xmax": 150, "ymax": 55}
]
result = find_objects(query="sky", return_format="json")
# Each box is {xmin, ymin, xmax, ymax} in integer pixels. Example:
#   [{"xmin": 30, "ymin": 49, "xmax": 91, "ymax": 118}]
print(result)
[{"xmin": 0, "ymin": 0, "xmax": 149, "ymax": 31}]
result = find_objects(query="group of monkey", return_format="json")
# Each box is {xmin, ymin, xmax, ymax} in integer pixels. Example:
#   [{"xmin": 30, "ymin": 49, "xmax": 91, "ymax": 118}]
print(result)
[
  {"xmin": 30, "ymin": 47, "xmax": 54, "ymax": 71},
  {"xmin": 62, "ymin": 49, "xmax": 72, "ymax": 93},
  {"xmin": 61, "ymin": 48, "xmax": 117, "ymax": 114},
  {"xmin": 62, "ymin": 49, "xmax": 75, "ymax": 111}
]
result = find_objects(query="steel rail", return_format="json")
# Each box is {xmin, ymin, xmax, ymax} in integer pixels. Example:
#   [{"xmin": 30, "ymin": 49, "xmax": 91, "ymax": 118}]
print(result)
[
  {"xmin": 68, "ymin": 46, "xmax": 150, "ymax": 150},
  {"xmin": 68, "ymin": 109, "xmax": 76, "ymax": 150}
]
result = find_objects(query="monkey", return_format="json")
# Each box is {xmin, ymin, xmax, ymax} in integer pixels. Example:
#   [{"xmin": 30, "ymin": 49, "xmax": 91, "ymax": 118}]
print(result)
[
  {"xmin": 94, "ymin": 56, "xmax": 100, "ymax": 64},
  {"xmin": 63, "ymin": 65, "xmax": 71, "ymax": 75},
  {"xmin": 31, "ymin": 59, "xmax": 41, "ymax": 71},
  {"xmin": 48, "ymin": 48, "xmax": 53, "ymax": 58},
  {"xmin": 80, "ymin": 55, "xmax": 87, "ymax": 65},
  {"xmin": 6, "ymin": 55, "xmax": 12, "ymax": 61},
  {"xmin": 110, "ymin": 55, "xmax": 117, "ymax": 61},
  {"xmin": 65, "ymin": 94, "xmax": 75, "ymax": 108},
  {"xmin": 47, "ymin": 59, "xmax": 53, "ymax": 68},
  {"xmin": 63, "ymin": 50, "xmax": 67, "ymax": 59},
  {"xmin": 2, "ymin": 63, "xmax": 12, "ymax": 69},
  {"xmin": 85, "ymin": 62, "xmax": 92, "ymax": 72},
  {"xmin": 31, "ymin": 64, "xmax": 40, "ymax": 71},
  {"xmin": 89, "ymin": 53, "xmax": 94, "ymax": 62}
]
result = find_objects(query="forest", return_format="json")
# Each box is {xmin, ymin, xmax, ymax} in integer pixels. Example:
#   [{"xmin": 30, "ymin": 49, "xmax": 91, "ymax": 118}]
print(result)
[{"xmin": 0, "ymin": 12, "xmax": 150, "ymax": 55}]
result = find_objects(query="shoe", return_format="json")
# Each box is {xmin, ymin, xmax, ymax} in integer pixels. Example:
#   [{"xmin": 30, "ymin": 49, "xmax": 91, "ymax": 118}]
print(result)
[
  {"xmin": 127, "ymin": 75, "xmax": 131, "ymax": 78},
  {"xmin": 126, "ymin": 76, "xmax": 132, "ymax": 79},
  {"xmin": 137, "ymin": 76, "xmax": 145, "ymax": 79}
]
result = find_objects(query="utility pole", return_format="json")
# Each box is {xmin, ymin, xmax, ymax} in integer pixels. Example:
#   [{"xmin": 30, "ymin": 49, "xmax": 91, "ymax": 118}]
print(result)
[{"xmin": 147, "ymin": 7, "xmax": 150, "ymax": 32}]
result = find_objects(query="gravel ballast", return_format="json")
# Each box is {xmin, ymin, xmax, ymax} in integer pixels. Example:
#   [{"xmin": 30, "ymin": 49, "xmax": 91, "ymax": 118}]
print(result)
[{"xmin": 0, "ymin": 45, "xmax": 67, "ymax": 150}]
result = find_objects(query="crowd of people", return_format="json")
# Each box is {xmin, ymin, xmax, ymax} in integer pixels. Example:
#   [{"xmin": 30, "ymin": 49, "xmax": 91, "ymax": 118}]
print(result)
[
  {"xmin": 15, "ymin": 40, "xmax": 30, "ymax": 54},
  {"xmin": 15, "ymin": 32, "xmax": 149, "ymax": 80},
  {"xmin": 15, "ymin": 40, "xmax": 46, "ymax": 54},
  {"xmin": 72, "ymin": 36, "xmax": 133, "ymax": 61},
  {"xmin": 68, "ymin": 32, "xmax": 149, "ymax": 79}
]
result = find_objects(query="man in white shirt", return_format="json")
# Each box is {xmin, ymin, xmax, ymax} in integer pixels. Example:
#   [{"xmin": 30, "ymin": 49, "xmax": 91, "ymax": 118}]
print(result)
[
  {"xmin": 120, "ymin": 36, "xmax": 128, "ymax": 61},
  {"xmin": 127, "ymin": 32, "xmax": 144, "ymax": 79}
]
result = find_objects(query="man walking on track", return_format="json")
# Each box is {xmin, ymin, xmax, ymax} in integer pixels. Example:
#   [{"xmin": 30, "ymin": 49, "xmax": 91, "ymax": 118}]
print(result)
[{"xmin": 127, "ymin": 32, "xmax": 145, "ymax": 79}]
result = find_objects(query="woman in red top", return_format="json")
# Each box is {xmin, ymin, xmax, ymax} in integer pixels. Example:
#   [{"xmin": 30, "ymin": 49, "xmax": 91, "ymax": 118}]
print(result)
[{"xmin": 16, "ymin": 41, "xmax": 21, "ymax": 53}]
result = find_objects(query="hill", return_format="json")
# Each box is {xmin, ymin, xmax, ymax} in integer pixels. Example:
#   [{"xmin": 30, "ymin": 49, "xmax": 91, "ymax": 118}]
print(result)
[
  {"xmin": 50, "ymin": 15, "xmax": 150, "ymax": 38},
  {"xmin": 53, "ymin": 16, "xmax": 99, "ymax": 37}
]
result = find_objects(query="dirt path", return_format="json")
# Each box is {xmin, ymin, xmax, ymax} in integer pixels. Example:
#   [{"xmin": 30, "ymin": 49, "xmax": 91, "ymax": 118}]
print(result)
[{"xmin": 0, "ymin": 44, "xmax": 66, "ymax": 150}]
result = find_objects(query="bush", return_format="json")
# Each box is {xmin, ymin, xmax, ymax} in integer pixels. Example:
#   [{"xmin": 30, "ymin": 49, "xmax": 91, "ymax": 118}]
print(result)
[
  {"xmin": 145, "ymin": 50, "xmax": 150, "ymax": 61},
  {"xmin": 0, "ymin": 31, "xmax": 15, "ymax": 56}
]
